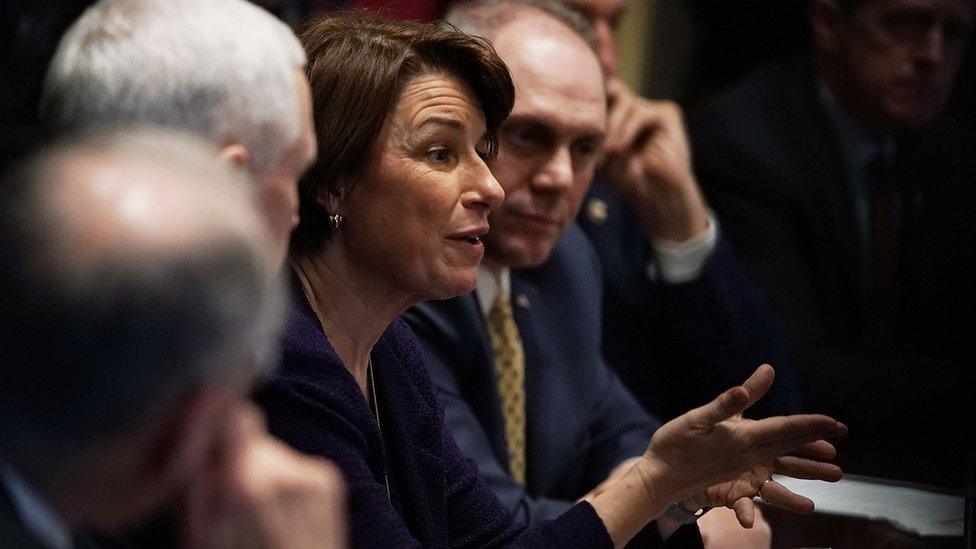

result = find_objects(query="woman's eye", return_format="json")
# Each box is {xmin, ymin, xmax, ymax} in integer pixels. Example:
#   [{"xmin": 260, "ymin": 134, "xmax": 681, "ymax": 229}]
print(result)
[{"xmin": 425, "ymin": 147, "xmax": 451, "ymax": 164}]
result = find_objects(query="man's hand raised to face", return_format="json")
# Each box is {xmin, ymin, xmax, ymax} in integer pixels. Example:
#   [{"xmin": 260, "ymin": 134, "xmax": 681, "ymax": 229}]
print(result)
[{"xmin": 601, "ymin": 78, "xmax": 711, "ymax": 244}]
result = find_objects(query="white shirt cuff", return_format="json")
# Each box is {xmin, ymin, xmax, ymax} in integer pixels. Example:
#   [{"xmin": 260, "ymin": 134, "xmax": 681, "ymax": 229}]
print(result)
[{"xmin": 646, "ymin": 213, "xmax": 719, "ymax": 284}]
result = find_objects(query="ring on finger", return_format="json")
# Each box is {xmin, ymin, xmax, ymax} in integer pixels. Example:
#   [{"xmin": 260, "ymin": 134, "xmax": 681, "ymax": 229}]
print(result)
[{"xmin": 758, "ymin": 478, "xmax": 773, "ymax": 505}]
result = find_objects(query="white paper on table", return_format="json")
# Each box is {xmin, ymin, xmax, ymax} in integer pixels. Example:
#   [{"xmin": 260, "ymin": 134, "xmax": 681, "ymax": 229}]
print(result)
[{"xmin": 771, "ymin": 474, "xmax": 964, "ymax": 537}]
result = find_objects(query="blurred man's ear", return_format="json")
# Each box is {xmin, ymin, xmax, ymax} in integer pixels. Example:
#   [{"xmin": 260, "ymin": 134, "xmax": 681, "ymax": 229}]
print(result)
[
  {"xmin": 220, "ymin": 144, "xmax": 252, "ymax": 170},
  {"xmin": 809, "ymin": 0, "xmax": 845, "ymax": 54}
]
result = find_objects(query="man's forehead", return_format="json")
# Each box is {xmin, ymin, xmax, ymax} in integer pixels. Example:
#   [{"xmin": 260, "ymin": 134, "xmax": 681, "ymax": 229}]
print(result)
[{"xmin": 496, "ymin": 18, "xmax": 604, "ymax": 97}]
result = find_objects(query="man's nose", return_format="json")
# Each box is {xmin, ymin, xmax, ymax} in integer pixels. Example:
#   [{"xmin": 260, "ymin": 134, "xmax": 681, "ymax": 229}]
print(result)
[{"xmin": 531, "ymin": 147, "xmax": 575, "ymax": 193}]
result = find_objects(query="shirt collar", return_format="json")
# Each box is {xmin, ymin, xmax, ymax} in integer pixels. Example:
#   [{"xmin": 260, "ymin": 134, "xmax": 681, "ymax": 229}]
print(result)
[
  {"xmin": 0, "ymin": 461, "xmax": 72, "ymax": 549},
  {"xmin": 476, "ymin": 264, "xmax": 511, "ymax": 318}
]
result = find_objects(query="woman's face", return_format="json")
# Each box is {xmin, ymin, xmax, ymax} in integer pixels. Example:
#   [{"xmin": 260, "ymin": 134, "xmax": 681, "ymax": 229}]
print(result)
[{"xmin": 337, "ymin": 73, "xmax": 504, "ymax": 301}]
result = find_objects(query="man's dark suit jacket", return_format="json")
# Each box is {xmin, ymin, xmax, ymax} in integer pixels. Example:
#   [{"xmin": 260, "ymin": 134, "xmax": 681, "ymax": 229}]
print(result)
[
  {"xmin": 692, "ymin": 55, "xmax": 976, "ymax": 487},
  {"xmin": 406, "ymin": 226, "xmax": 703, "ymax": 548},
  {"xmin": 578, "ymin": 181, "xmax": 799, "ymax": 421}
]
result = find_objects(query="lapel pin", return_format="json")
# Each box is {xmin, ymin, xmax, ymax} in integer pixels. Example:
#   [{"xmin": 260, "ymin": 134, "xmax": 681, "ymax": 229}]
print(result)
[{"xmin": 586, "ymin": 198, "xmax": 608, "ymax": 225}]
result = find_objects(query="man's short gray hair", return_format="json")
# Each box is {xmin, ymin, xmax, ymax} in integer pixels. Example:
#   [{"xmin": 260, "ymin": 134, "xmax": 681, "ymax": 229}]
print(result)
[
  {"xmin": 0, "ymin": 127, "xmax": 284, "ymax": 473},
  {"xmin": 41, "ymin": 0, "xmax": 307, "ymax": 172},
  {"xmin": 444, "ymin": 0, "xmax": 598, "ymax": 52}
]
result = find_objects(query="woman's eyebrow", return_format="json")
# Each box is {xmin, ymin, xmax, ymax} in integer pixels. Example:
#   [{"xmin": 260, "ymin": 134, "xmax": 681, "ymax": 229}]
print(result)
[{"xmin": 416, "ymin": 115, "xmax": 464, "ymax": 131}]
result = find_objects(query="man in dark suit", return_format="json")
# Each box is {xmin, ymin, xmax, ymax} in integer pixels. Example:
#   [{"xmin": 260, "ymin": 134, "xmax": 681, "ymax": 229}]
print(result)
[
  {"xmin": 693, "ymin": 0, "xmax": 975, "ymax": 487},
  {"xmin": 405, "ymin": 1, "xmax": 833, "ymax": 545},
  {"xmin": 0, "ymin": 129, "xmax": 346, "ymax": 548}
]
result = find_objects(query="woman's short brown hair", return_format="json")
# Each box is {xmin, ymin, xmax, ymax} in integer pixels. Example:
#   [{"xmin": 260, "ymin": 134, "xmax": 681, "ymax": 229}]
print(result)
[{"xmin": 291, "ymin": 12, "xmax": 515, "ymax": 256}]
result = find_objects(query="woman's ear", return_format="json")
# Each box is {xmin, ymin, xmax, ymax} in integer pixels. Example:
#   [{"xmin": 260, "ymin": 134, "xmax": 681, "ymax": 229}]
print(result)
[{"xmin": 219, "ymin": 144, "xmax": 251, "ymax": 170}]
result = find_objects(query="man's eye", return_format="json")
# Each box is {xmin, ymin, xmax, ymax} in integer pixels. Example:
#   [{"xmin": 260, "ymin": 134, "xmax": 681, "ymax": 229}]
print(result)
[
  {"xmin": 573, "ymin": 142, "xmax": 598, "ymax": 159},
  {"xmin": 426, "ymin": 147, "xmax": 451, "ymax": 163}
]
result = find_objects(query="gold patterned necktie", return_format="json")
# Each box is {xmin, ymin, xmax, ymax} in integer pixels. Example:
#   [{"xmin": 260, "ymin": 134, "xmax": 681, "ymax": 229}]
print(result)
[{"xmin": 486, "ymin": 288, "xmax": 527, "ymax": 485}]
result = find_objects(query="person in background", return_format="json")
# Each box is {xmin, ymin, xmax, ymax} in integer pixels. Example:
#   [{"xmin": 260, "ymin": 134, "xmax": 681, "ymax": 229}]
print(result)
[
  {"xmin": 0, "ymin": 128, "xmax": 346, "ymax": 548},
  {"xmin": 41, "ymin": 0, "xmax": 317, "ymax": 264},
  {"xmin": 257, "ymin": 12, "xmax": 848, "ymax": 548},
  {"xmin": 692, "ymin": 0, "xmax": 975, "ymax": 488}
]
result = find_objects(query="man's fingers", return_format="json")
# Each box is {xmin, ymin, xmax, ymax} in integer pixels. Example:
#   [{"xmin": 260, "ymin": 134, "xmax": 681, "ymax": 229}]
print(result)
[
  {"xmin": 740, "ymin": 364, "xmax": 775, "ymax": 408},
  {"xmin": 690, "ymin": 385, "xmax": 751, "ymax": 426},
  {"xmin": 789, "ymin": 440, "xmax": 837, "ymax": 461},
  {"xmin": 773, "ymin": 455, "xmax": 843, "ymax": 482},
  {"xmin": 731, "ymin": 497, "xmax": 756, "ymax": 528},
  {"xmin": 756, "ymin": 479, "xmax": 815, "ymax": 514},
  {"xmin": 605, "ymin": 97, "xmax": 639, "ymax": 153}
]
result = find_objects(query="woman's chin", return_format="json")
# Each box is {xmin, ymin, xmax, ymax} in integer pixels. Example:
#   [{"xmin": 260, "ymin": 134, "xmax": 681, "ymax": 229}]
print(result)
[{"xmin": 426, "ymin": 272, "xmax": 478, "ymax": 302}]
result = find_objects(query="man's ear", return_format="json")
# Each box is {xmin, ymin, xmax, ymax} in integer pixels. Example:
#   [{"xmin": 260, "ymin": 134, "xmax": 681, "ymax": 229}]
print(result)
[
  {"xmin": 219, "ymin": 143, "xmax": 251, "ymax": 170},
  {"xmin": 809, "ymin": 0, "xmax": 845, "ymax": 54}
]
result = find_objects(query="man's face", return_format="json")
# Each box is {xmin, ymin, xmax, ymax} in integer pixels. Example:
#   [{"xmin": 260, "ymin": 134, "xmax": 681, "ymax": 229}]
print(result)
[
  {"xmin": 253, "ymin": 69, "xmax": 317, "ymax": 266},
  {"xmin": 831, "ymin": 0, "xmax": 974, "ymax": 128},
  {"xmin": 484, "ymin": 17, "xmax": 607, "ymax": 270},
  {"xmin": 563, "ymin": 0, "xmax": 628, "ymax": 76}
]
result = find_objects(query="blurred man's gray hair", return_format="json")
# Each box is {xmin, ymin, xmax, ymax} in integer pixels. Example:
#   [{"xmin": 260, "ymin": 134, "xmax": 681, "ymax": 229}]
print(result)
[
  {"xmin": 445, "ymin": 0, "xmax": 598, "ymax": 52},
  {"xmin": 41, "ymin": 0, "xmax": 306, "ymax": 172},
  {"xmin": 0, "ymin": 127, "xmax": 284, "ymax": 477}
]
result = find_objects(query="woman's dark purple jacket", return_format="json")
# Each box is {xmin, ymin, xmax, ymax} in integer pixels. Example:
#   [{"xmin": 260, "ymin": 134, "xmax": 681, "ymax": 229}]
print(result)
[{"xmin": 255, "ymin": 281, "xmax": 613, "ymax": 547}]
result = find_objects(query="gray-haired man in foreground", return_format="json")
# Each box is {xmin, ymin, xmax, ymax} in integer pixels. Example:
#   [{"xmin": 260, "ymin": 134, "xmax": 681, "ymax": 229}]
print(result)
[
  {"xmin": 42, "ymin": 0, "xmax": 317, "ymax": 265},
  {"xmin": 0, "ymin": 129, "xmax": 344, "ymax": 548}
]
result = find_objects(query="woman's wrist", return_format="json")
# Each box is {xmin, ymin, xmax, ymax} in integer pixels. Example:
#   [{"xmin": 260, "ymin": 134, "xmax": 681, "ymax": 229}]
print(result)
[{"xmin": 589, "ymin": 458, "xmax": 672, "ymax": 547}]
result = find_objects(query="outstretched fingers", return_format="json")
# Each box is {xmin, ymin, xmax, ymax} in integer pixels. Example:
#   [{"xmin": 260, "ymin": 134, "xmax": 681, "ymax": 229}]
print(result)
[
  {"xmin": 789, "ymin": 440, "xmax": 837, "ymax": 461},
  {"xmin": 756, "ymin": 479, "xmax": 815, "ymax": 514},
  {"xmin": 774, "ymin": 455, "xmax": 843, "ymax": 482},
  {"xmin": 740, "ymin": 364, "xmax": 775, "ymax": 408},
  {"xmin": 747, "ymin": 414, "xmax": 848, "ymax": 459},
  {"xmin": 689, "ymin": 385, "xmax": 751, "ymax": 427}
]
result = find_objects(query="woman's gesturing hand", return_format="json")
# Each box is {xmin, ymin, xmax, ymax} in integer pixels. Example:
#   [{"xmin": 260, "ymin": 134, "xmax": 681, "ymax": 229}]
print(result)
[{"xmin": 634, "ymin": 365, "xmax": 848, "ymax": 511}]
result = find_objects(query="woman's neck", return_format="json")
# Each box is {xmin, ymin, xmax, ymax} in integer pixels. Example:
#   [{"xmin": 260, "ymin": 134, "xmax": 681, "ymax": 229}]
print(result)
[{"xmin": 291, "ymin": 246, "xmax": 414, "ymax": 396}]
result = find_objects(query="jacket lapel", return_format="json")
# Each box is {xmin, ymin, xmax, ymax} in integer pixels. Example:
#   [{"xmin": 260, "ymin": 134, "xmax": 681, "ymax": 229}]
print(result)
[{"xmin": 371, "ymin": 323, "xmax": 446, "ymax": 545}]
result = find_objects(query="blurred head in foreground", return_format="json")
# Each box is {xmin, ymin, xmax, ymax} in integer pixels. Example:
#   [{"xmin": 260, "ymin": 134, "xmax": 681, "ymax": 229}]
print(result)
[{"xmin": 0, "ymin": 127, "xmax": 283, "ymax": 535}]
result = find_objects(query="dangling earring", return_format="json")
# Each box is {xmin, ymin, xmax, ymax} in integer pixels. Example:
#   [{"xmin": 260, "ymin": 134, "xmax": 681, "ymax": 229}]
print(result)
[{"xmin": 328, "ymin": 212, "xmax": 343, "ymax": 230}]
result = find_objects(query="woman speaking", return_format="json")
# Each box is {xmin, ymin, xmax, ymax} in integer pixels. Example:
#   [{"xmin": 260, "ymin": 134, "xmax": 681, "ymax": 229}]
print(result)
[{"xmin": 257, "ymin": 13, "xmax": 847, "ymax": 547}]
